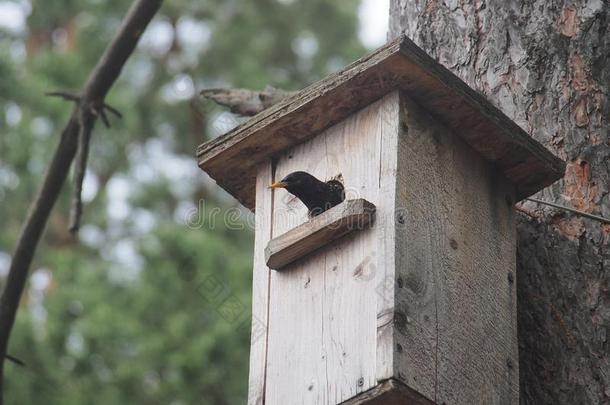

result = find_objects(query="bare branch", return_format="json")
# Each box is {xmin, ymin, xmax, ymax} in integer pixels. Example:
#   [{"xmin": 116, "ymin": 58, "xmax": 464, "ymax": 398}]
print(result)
[
  {"xmin": 99, "ymin": 108, "xmax": 111, "ymax": 128},
  {"xmin": 69, "ymin": 108, "xmax": 95, "ymax": 234},
  {"xmin": 46, "ymin": 91, "xmax": 123, "ymax": 126},
  {"xmin": 201, "ymin": 85, "xmax": 296, "ymax": 116},
  {"xmin": 102, "ymin": 103, "xmax": 123, "ymax": 119},
  {"xmin": 0, "ymin": 1, "xmax": 163, "ymax": 400},
  {"xmin": 45, "ymin": 91, "xmax": 81, "ymax": 102},
  {"xmin": 4, "ymin": 355, "xmax": 24, "ymax": 368}
]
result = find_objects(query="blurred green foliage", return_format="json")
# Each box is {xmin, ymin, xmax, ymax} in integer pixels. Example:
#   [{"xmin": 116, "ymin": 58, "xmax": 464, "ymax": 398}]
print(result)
[{"xmin": 0, "ymin": 0, "xmax": 365, "ymax": 403}]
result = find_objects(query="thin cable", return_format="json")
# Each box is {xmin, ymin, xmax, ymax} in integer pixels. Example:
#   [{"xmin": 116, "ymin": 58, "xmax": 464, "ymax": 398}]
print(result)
[{"xmin": 526, "ymin": 197, "xmax": 610, "ymax": 225}]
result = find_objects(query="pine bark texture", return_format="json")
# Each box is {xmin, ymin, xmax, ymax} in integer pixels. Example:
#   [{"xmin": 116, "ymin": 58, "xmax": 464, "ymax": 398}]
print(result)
[{"xmin": 389, "ymin": 1, "xmax": 609, "ymax": 404}]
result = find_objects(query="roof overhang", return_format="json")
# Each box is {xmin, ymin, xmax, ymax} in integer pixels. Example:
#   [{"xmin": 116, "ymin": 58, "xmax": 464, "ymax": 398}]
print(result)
[{"xmin": 197, "ymin": 35, "xmax": 565, "ymax": 210}]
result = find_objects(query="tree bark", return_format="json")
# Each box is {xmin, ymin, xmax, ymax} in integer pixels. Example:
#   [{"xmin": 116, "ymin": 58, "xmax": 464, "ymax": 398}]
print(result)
[{"xmin": 389, "ymin": 1, "xmax": 609, "ymax": 404}]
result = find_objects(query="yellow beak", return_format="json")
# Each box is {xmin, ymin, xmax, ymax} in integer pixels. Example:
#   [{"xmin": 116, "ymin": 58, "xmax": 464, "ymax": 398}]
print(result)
[{"xmin": 269, "ymin": 181, "xmax": 288, "ymax": 189}]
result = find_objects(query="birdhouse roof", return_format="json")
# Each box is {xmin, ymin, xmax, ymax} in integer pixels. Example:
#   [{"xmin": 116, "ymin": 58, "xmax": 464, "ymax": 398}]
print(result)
[{"xmin": 196, "ymin": 35, "xmax": 565, "ymax": 210}]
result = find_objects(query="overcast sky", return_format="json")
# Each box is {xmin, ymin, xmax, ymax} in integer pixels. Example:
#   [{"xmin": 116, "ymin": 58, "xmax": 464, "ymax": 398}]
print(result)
[{"xmin": 359, "ymin": 0, "xmax": 389, "ymax": 47}]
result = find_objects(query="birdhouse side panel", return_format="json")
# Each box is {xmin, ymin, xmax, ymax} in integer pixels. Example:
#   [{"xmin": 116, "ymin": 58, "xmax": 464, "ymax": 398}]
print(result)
[
  {"xmin": 393, "ymin": 92, "xmax": 518, "ymax": 403},
  {"xmin": 264, "ymin": 92, "xmax": 401, "ymax": 404}
]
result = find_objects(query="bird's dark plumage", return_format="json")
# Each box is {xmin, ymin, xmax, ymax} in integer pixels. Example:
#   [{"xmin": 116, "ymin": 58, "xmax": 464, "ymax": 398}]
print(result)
[{"xmin": 270, "ymin": 171, "xmax": 345, "ymax": 217}]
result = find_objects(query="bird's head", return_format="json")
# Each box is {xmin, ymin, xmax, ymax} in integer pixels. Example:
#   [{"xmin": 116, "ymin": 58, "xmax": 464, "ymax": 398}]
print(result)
[{"xmin": 269, "ymin": 171, "xmax": 317, "ymax": 195}]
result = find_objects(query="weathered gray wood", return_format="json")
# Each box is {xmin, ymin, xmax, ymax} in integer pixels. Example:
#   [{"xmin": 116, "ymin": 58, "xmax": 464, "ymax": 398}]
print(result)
[
  {"xmin": 264, "ymin": 199, "xmax": 376, "ymax": 270},
  {"xmin": 374, "ymin": 93, "xmax": 401, "ymax": 384},
  {"xmin": 196, "ymin": 35, "xmax": 564, "ymax": 210},
  {"xmin": 393, "ymin": 91, "xmax": 519, "ymax": 403},
  {"xmin": 340, "ymin": 379, "xmax": 434, "ymax": 405},
  {"xmin": 247, "ymin": 163, "xmax": 273, "ymax": 405},
  {"xmin": 392, "ymin": 92, "xmax": 439, "ymax": 401},
  {"xmin": 390, "ymin": 2, "xmax": 610, "ymax": 404},
  {"xmin": 244, "ymin": 90, "xmax": 523, "ymax": 405},
  {"xmin": 219, "ymin": 19, "xmax": 573, "ymax": 402},
  {"xmin": 264, "ymin": 94, "xmax": 398, "ymax": 404}
]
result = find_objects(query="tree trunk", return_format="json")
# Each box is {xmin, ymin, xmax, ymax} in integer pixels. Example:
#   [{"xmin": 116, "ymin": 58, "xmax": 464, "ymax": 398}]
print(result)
[{"xmin": 389, "ymin": 1, "xmax": 609, "ymax": 404}]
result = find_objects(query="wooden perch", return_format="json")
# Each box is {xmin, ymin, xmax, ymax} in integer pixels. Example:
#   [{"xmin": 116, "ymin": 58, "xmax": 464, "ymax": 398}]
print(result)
[
  {"xmin": 201, "ymin": 85, "xmax": 295, "ymax": 116},
  {"xmin": 264, "ymin": 199, "xmax": 376, "ymax": 270},
  {"xmin": 0, "ymin": 1, "xmax": 163, "ymax": 400}
]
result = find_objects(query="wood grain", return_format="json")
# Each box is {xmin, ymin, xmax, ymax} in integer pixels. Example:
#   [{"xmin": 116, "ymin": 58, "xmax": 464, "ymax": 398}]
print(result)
[
  {"xmin": 393, "ymin": 92, "xmax": 519, "ymax": 403},
  {"xmin": 196, "ymin": 35, "xmax": 564, "ymax": 210},
  {"xmin": 247, "ymin": 163, "xmax": 273, "ymax": 405},
  {"xmin": 263, "ymin": 94, "xmax": 397, "ymax": 404},
  {"xmin": 264, "ymin": 199, "xmax": 376, "ymax": 270},
  {"xmin": 247, "ymin": 90, "xmax": 520, "ymax": 405},
  {"xmin": 392, "ymin": 94, "xmax": 438, "ymax": 401},
  {"xmin": 374, "ymin": 93, "xmax": 400, "ymax": 384}
]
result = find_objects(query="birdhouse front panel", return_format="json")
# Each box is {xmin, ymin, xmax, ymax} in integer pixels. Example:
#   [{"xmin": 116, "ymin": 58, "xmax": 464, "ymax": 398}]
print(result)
[{"xmin": 261, "ymin": 92, "xmax": 400, "ymax": 404}]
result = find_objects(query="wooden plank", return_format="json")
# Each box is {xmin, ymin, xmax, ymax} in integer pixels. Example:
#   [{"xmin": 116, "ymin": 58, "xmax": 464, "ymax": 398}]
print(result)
[
  {"xmin": 264, "ymin": 95, "xmax": 394, "ymax": 404},
  {"xmin": 392, "ymin": 93, "xmax": 439, "ymax": 401},
  {"xmin": 374, "ymin": 92, "xmax": 400, "ymax": 383},
  {"xmin": 393, "ymin": 92, "xmax": 519, "ymax": 403},
  {"xmin": 264, "ymin": 199, "xmax": 376, "ymax": 270},
  {"xmin": 196, "ymin": 35, "xmax": 565, "ymax": 210},
  {"xmin": 340, "ymin": 379, "xmax": 434, "ymax": 405},
  {"xmin": 246, "ymin": 163, "xmax": 273, "ymax": 405}
]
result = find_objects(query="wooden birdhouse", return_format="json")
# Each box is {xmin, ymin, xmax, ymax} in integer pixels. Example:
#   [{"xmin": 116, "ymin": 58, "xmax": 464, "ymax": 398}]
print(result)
[{"xmin": 196, "ymin": 36, "xmax": 564, "ymax": 405}]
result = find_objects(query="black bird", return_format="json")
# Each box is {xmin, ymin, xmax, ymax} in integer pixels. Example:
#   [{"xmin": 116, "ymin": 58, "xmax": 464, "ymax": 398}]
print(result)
[{"xmin": 270, "ymin": 171, "xmax": 345, "ymax": 217}]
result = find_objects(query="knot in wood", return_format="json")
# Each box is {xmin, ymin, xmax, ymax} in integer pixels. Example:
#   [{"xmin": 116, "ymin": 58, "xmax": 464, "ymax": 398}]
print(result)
[{"xmin": 394, "ymin": 311, "xmax": 408, "ymax": 334}]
